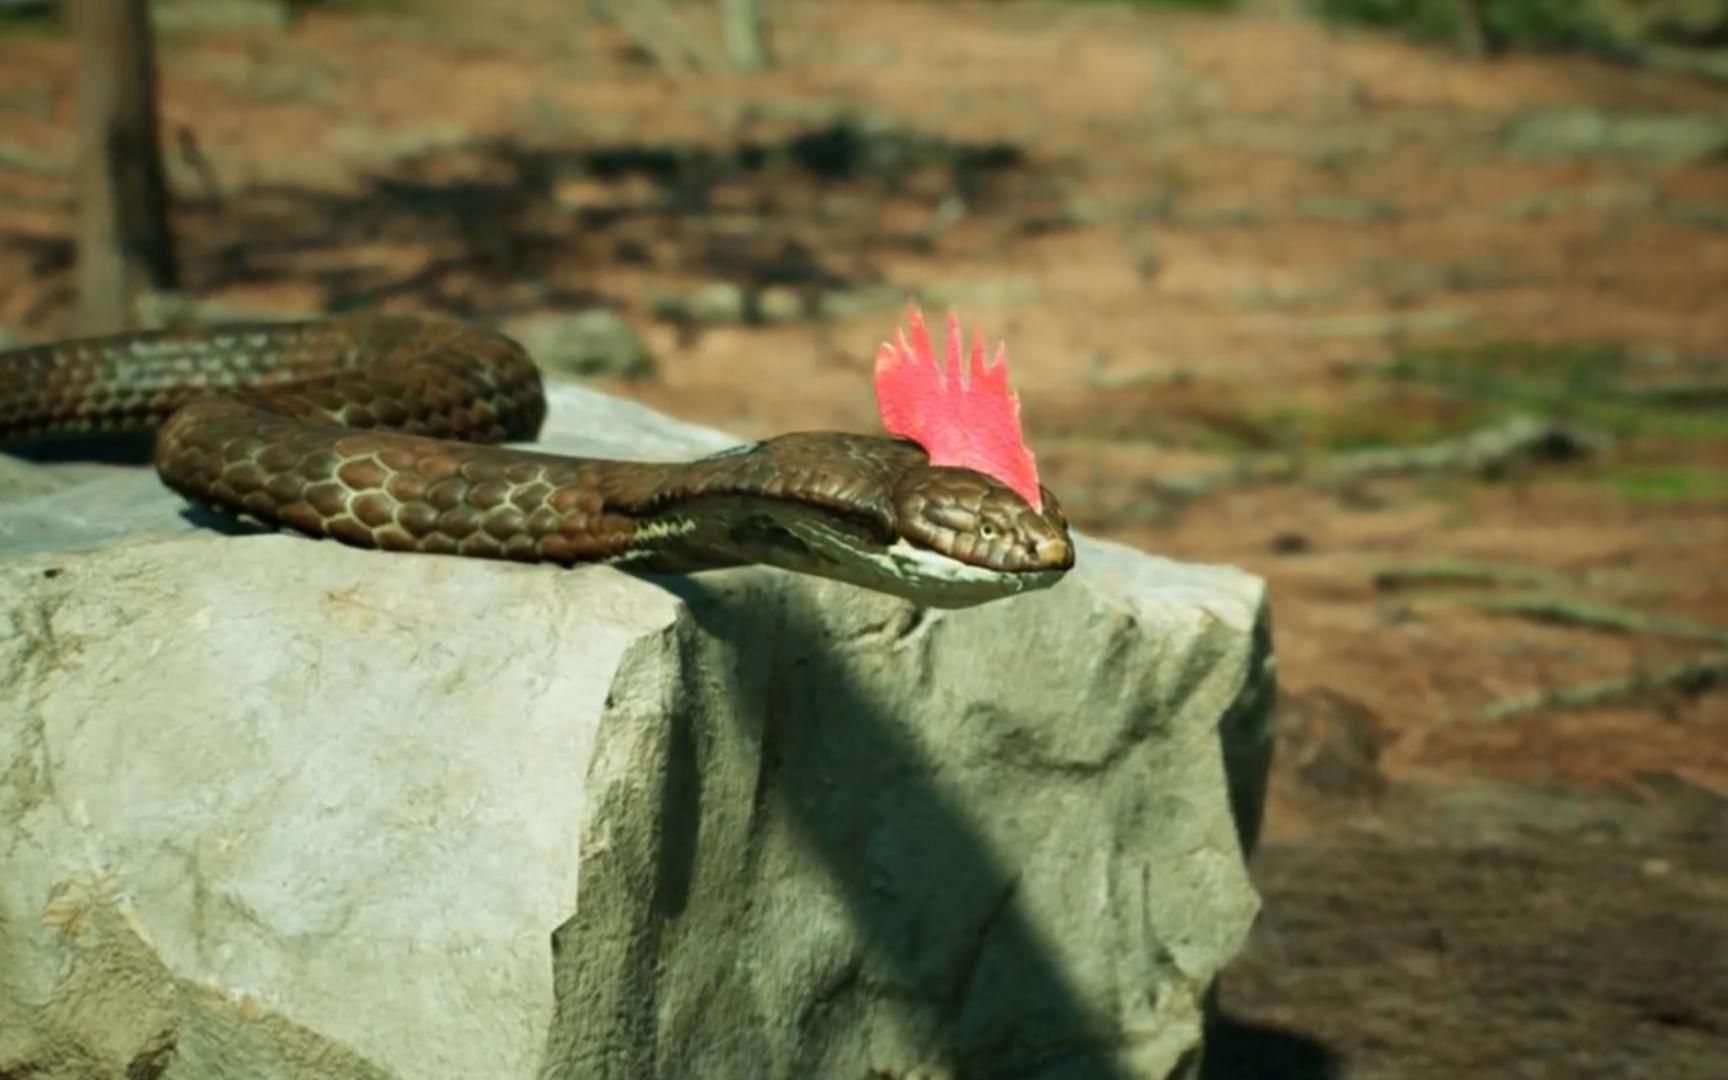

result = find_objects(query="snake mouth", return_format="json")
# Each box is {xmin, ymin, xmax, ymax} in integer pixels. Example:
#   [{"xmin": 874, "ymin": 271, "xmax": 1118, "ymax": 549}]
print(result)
[
  {"xmin": 728, "ymin": 511, "xmax": 1067, "ymax": 608},
  {"xmin": 872, "ymin": 539, "xmax": 1069, "ymax": 608}
]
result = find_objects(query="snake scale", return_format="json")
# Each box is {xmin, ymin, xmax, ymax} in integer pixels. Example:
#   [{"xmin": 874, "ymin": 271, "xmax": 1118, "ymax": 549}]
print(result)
[{"xmin": 0, "ymin": 316, "xmax": 1074, "ymax": 607}]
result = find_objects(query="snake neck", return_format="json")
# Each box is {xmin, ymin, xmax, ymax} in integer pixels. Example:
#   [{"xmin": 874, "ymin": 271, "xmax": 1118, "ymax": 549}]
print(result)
[
  {"xmin": 614, "ymin": 434, "xmax": 1068, "ymax": 607},
  {"xmin": 603, "ymin": 432, "xmax": 916, "ymax": 570}
]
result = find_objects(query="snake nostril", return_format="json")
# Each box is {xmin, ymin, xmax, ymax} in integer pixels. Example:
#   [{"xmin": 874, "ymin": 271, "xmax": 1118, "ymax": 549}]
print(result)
[{"xmin": 1034, "ymin": 537, "xmax": 1071, "ymax": 568}]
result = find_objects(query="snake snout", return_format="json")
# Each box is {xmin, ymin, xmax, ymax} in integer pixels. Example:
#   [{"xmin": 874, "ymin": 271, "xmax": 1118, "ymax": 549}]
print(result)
[
  {"xmin": 895, "ymin": 467, "xmax": 1077, "ymax": 575},
  {"xmin": 1030, "ymin": 532, "xmax": 1073, "ymax": 571},
  {"xmin": 1011, "ymin": 501, "xmax": 1075, "ymax": 572}
]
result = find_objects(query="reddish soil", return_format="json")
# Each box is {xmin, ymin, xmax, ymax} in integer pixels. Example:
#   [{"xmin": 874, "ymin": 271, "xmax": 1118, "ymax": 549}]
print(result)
[{"xmin": 2, "ymin": 1, "xmax": 1725, "ymax": 1076}]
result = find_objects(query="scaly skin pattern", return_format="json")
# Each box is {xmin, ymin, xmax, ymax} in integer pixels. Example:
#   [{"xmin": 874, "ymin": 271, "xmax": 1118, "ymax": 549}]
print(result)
[{"xmin": 0, "ymin": 316, "xmax": 1075, "ymax": 603}]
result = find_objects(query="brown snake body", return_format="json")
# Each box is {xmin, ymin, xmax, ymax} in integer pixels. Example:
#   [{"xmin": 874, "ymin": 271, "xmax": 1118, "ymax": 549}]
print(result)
[{"xmin": 0, "ymin": 317, "xmax": 1074, "ymax": 607}]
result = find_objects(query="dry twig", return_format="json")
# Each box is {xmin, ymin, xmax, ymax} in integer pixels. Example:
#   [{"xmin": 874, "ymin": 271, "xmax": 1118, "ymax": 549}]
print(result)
[
  {"xmin": 1485, "ymin": 655, "xmax": 1728, "ymax": 721},
  {"xmin": 1472, "ymin": 594, "xmax": 1728, "ymax": 648},
  {"xmin": 1372, "ymin": 560, "xmax": 1561, "ymax": 591}
]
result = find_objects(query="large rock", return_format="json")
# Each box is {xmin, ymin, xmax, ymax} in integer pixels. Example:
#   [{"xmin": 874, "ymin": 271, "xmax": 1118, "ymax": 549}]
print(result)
[{"xmin": 0, "ymin": 383, "xmax": 1274, "ymax": 1079}]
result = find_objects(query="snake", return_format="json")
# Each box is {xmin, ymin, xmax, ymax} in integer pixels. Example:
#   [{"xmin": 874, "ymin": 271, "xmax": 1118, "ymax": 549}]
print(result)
[{"xmin": 0, "ymin": 316, "xmax": 1075, "ymax": 607}]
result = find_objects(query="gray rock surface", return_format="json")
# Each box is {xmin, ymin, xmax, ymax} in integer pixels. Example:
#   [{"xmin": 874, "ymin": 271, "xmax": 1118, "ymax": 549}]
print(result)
[{"xmin": 0, "ymin": 383, "xmax": 1274, "ymax": 1079}]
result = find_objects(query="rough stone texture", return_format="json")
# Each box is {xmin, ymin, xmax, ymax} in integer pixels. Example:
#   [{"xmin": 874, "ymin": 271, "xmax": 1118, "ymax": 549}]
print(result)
[{"xmin": 0, "ymin": 384, "xmax": 1274, "ymax": 1080}]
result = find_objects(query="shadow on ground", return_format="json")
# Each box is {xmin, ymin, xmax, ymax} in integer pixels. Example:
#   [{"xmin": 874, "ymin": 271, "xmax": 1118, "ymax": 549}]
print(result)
[
  {"xmin": 1204, "ymin": 1008, "xmax": 1342, "ymax": 1080},
  {"xmin": 1, "ymin": 119, "xmax": 1034, "ymax": 330}
]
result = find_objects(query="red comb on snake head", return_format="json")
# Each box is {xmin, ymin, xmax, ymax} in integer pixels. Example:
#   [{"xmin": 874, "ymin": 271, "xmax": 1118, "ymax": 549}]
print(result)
[{"xmin": 873, "ymin": 305, "xmax": 1043, "ymax": 511}]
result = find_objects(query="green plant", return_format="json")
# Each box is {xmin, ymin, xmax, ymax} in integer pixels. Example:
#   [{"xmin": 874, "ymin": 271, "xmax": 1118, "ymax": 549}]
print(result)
[
  {"xmin": 1313, "ymin": 0, "xmax": 1621, "ymax": 52},
  {"xmin": 1600, "ymin": 465, "xmax": 1728, "ymax": 502},
  {"xmin": 0, "ymin": 3, "xmax": 59, "ymax": 37}
]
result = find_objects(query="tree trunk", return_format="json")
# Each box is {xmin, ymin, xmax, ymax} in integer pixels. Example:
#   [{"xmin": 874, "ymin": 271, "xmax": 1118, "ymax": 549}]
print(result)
[
  {"xmin": 594, "ymin": 0, "xmax": 725, "ymax": 74},
  {"xmin": 72, "ymin": 0, "xmax": 176, "ymax": 335},
  {"xmin": 1456, "ymin": 0, "xmax": 1492, "ymax": 58},
  {"xmin": 719, "ymin": 0, "xmax": 769, "ymax": 72}
]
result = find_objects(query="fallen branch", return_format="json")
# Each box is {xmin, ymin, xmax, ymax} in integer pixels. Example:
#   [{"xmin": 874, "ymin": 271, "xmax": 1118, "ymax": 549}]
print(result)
[
  {"xmin": 1147, "ymin": 414, "xmax": 1610, "ymax": 502},
  {"xmin": 1621, "ymin": 380, "xmax": 1728, "ymax": 407},
  {"xmin": 1314, "ymin": 414, "xmax": 1608, "ymax": 484},
  {"xmin": 1372, "ymin": 559, "xmax": 1561, "ymax": 591},
  {"xmin": 1472, "ymin": 594, "xmax": 1728, "ymax": 648},
  {"xmin": 1631, "ymin": 43, "xmax": 1728, "ymax": 86},
  {"xmin": 1485, "ymin": 655, "xmax": 1728, "ymax": 721}
]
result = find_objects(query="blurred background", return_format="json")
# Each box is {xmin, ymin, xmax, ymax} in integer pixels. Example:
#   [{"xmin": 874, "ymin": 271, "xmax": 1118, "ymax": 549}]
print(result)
[{"xmin": 2, "ymin": 0, "xmax": 1725, "ymax": 1075}]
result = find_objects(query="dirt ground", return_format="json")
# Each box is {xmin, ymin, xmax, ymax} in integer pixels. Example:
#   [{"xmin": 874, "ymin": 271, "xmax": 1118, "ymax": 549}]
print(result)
[{"xmin": 2, "ymin": 1, "xmax": 1725, "ymax": 1076}]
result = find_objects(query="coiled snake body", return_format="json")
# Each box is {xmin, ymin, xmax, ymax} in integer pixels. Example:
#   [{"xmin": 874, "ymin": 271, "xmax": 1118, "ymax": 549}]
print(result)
[{"xmin": 0, "ymin": 317, "xmax": 1074, "ymax": 607}]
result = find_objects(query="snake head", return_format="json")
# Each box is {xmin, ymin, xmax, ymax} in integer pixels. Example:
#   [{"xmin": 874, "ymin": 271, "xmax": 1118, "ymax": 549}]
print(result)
[
  {"xmin": 893, "ymin": 464, "xmax": 1074, "ymax": 575},
  {"xmin": 863, "ymin": 306, "xmax": 1072, "ymax": 605},
  {"xmin": 760, "ymin": 459, "xmax": 1071, "ymax": 609},
  {"xmin": 786, "ymin": 460, "xmax": 1067, "ymax": 609},
  {"xmin": 811, "ymin": 461, "xmax": 1071, "ymax": 608},
  {"xmin": 679, "ymin": 433, "xmax": 1074, "ymax": 609}
]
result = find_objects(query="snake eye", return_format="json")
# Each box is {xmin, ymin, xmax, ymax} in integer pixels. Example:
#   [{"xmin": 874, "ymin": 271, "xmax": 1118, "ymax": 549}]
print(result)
[{"xmin": 980, "ymin": 524, "xmax": 997, "ymax": 540}]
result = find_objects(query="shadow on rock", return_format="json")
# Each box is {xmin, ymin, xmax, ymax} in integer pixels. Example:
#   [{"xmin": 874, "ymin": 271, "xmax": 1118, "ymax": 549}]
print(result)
[{"xmin": 662, "ymin": 575, "xmax": 1132, "ymax": 1079}]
